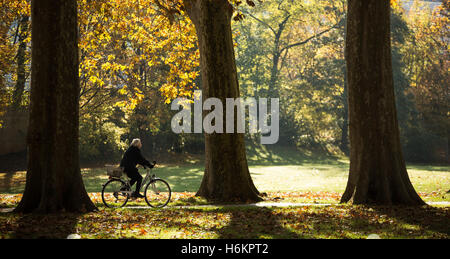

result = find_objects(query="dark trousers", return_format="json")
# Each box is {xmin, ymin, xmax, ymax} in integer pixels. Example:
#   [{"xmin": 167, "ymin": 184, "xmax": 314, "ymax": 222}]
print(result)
[{"xmin": 124, "ymin": 167, "xmax": 143, "ymax": 193}]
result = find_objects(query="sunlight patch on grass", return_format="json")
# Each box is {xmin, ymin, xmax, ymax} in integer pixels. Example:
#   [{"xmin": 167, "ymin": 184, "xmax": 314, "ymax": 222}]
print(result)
[{"xmin": 250, "ymin": 165, "xmax": 348, "ymax": 193}]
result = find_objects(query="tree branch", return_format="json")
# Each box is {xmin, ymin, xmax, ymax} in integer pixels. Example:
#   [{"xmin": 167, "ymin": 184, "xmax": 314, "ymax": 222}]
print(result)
[
  {"xmin": 279, "ymin": 19, "xmax": 343, "ymax": 55},
  {"xmin": 243, "ymin": 10, "xmax": 277, "ymax": 36},
  {"xmin": 153, "ymin": 0, "xmax": 181, "ymax": 24}
]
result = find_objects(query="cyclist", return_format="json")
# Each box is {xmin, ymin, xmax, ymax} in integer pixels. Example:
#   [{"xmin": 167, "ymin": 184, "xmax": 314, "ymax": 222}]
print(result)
[{"xmin": 120, "ymin": 138, "xmax": 153, "ymax": 198}]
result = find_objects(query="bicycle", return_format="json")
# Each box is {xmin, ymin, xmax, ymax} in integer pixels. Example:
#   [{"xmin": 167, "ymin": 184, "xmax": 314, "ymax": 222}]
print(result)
[{"xmin": 101, "ymin": 161, "xmax": 171, "ymax": 208}]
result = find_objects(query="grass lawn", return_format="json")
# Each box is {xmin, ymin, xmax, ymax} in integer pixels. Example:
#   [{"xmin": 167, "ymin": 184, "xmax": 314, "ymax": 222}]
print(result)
[
  {"xmin": 0, "ymin": 146, "xmax": 449, "ymax": 239},
  {"xmin": 1, "ymin": 204, "xmax": 449, "ymax": 239},
  {"xmin": 1, "ymin": 146, "xmax": 448, "ymax": 203}
]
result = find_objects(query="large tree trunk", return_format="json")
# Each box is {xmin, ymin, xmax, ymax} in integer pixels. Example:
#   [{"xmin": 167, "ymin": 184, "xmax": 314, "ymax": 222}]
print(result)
[
  {"xmin": 184, "ymin": 0, "xmax": 262, "ymax": 202},
  {"xmin": 339, "ymin": 66, "xmax": 349, "ymax": 156},
  {"xmin": 340, "ymin": 0, "xmax": 425, "ymax": 205},
  {"xmin": 14, "ymin": 0, "xmax": 97, "ymax": 213}
]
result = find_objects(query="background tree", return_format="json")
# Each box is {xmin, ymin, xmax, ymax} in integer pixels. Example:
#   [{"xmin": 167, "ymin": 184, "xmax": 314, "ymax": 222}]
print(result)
[
  {"xmin": 340, "ymin": 0, "xmax": 425, "ymax": 205},
  {"xmin": 0, "ymin": 0, "xmax": 30, "ymax": 125},
  {"xmin": 10, "ymin": 15, "xmax": 29, "ymax": 111},
  {"xmin": 240, "ymin": 0, "xmax": 345, "ymax": 97},
  {"xmin": 400, "ymin": 1, "xmax": 449, "ymax": 163},
  {"xmin": 235, "ymin": 0, "xmax": 348, "ymax": 151}
]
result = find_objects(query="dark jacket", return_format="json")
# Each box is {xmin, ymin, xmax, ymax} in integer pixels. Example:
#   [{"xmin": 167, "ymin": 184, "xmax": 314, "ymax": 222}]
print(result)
[{"xmin": 120, "ymin": 146, "xmax": 151, "ymax": 169}]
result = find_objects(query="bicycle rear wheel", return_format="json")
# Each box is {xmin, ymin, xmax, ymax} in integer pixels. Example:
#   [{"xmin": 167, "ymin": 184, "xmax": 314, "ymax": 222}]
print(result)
[
  {"xmin": 144, "ymin": 179, "xmax": 171, "ymax": 208},
  {"xmin": 102, "ymin": 179, "xmax": 129, "ymax": 208}
]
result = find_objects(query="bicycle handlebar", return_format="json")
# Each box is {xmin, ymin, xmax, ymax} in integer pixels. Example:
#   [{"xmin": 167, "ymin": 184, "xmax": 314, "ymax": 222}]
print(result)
[{"xmin": 143, "ymin": 161, "xmax": 157, "ymax": 169}]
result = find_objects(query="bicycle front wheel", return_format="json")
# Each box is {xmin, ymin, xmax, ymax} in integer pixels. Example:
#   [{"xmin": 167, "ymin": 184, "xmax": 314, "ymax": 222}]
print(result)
[
  {"xmin": 144, "ymin": 179, "xmax": 171, "ymax": 208},
  {"xmin": 102, "ymin": 179, "xmax": 129, "ymax": 208}
]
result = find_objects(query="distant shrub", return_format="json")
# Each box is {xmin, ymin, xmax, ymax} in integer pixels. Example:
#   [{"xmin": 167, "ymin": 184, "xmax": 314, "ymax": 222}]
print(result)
[{"xmin": 79, "ymin": 120, "xmax": 126, "ymax": 163}]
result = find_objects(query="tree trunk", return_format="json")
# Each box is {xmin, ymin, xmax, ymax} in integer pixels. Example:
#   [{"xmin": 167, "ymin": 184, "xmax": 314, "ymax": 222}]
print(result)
[
  {"xmin": 340, "ymin": 0, "xmax": 425, "ymax": 205},
  {"xmin": 268, "ymin": 16, "xmax": 290, "ymax": 98},
  {"xmin": 184, "ymin": 0, "xmax": 262, "ymax": 202},
  {"xmin": 340, "ymin": 66, "xmax": 349, "ymax": 155},
  {"xmin": 268, "ymin": 51, "xmax": 281, "ymax": 97},
  {"xmin": 11, "ymin": 16, "xmax": 29, "ymax": 111},
  {"xmin": 14, "ymin": 0, "xmax": 97, "ymax": 213}
]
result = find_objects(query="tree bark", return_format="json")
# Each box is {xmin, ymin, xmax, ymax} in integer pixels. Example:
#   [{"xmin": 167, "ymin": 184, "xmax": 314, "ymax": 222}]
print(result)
[
  {"xmin": 340, "ymin": 0, "xmax": 425, "ymax": 205},
  {"xmin": 340, "ymin": 65, "xmax": 349, "ymax": 155},
  {"xmin": 183, "ymin": 0, "xmax": 262, "ymax": 202},
  {"xmin": 14, "ymin": 0, "xmax": 97, "ymax": 213}
]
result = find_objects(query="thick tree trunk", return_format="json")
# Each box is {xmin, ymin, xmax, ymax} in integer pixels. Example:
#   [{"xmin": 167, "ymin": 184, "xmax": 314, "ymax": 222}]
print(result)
[
  {"xmin": 184, "ymin": 0, "xmax": 262, "ymax": 202},
  {"xmin": 340, "ymin": 0, "xmax": 425, "ymax": 205},
  {"xmin": 340, "ymin": 67, "xmax": 349, "ymax": 155},
  {"xmin": 14, "ymin": 0, "xmax": 97, "ymax": 213}
]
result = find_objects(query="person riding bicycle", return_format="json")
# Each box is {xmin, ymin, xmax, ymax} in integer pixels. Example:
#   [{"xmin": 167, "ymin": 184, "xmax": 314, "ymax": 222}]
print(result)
[{"xmin": 120, "ymin": 138, "xmax": 153, "ymax": 198}]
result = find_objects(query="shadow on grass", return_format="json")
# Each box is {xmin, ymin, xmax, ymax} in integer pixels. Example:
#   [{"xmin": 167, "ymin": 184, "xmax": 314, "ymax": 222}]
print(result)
[
  {"xmin": 8, "ymin": 212, "xmax": 81, "ymax": 239},
  {"xmin": 3, "ymin": 204, "xmax": 449, "ymax": 239},
  {"xmin": 370, "ymin": 205, "xmax": 450, "ymax": 236},
  {"xmin": 216, "ymin": 207, "xmax": 305, "ymax": 239},
  {"xmin": 0, "ymin": 151, "xmax": 27, "ymax": 173},
  {"xmin": 246, "ymin": 144, "xmax": 346, "ymax": 167},
  {"xmin": 0, "ymin": 152, "xmax": 28, "ymax": 194},
  {"xmin": 164, "ymin": 206, "xmax": 307, "ymax": 239},
  {"xmin": 0, "ymin": 172, "xmax": 16, "ymax": 193}
]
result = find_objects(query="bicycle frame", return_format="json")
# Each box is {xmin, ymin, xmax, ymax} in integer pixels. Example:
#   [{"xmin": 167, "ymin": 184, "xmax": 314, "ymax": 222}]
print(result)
[
  {"xmin": 121, "ymin": 167, "xmax": 160, "ymax": 193},
  {"xmin": 140, "ymin": 168, "xmax": 157, "ymax": 192}
]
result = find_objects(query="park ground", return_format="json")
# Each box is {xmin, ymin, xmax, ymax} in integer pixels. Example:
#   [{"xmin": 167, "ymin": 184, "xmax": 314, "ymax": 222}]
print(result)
[{"xmin": 0, "ymin": 146, "xmax": 449, "ymax": 239}]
